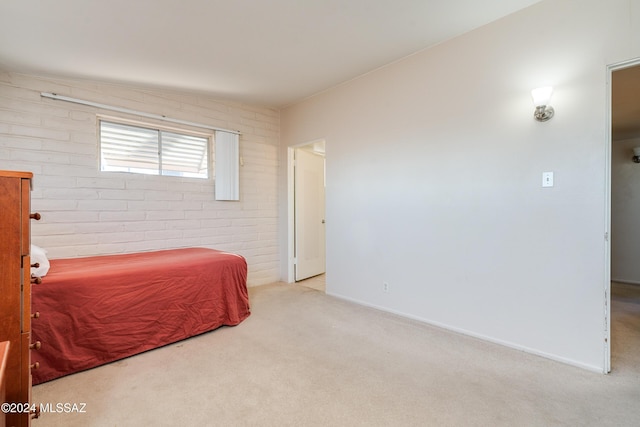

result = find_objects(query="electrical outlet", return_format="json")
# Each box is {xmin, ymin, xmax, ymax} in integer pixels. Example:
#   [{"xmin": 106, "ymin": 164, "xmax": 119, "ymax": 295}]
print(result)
[{"xmin": 383, "ymin": 282, "xmax": 389, "ymax": 293}]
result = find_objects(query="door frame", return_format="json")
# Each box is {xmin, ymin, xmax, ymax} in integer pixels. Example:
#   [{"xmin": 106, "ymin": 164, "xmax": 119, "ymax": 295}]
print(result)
[
  {"xmin": 605, "ymin": 56, "xmax": 640, "ymax": 373},
  {"xmin": 286, "ymin": 139, "xmax": 326, "ymax": 283}
]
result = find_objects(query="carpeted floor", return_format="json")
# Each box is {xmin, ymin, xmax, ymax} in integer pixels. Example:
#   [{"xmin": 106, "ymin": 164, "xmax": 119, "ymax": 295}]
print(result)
[{"xmin": 32, "ymin": 281, "xmax": 640, "ymax": 426}]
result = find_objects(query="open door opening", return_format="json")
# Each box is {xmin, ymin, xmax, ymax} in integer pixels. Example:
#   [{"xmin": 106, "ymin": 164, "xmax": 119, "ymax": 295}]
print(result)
[
  {"xmin": 609, "ymin": 60, "xmax": 640, "ymax": 373},
  {"xmin": 293, "ymin": 141, "xmax": 326, "ymax": 287}
]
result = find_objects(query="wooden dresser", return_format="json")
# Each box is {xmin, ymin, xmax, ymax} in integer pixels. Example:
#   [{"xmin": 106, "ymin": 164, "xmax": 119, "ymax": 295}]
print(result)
[
  {"xmin": 0, "ymin": 171, "xmax": 41, "ymax": 426},
  {"xmin": 0, "ymin": 341, "xmax": 10, "ymax": 427}
]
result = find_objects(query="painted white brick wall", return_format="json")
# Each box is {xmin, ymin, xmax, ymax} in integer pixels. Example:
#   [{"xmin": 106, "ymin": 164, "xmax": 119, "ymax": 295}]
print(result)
[{"xmin": 0, "ymin": 72, "xmax": 280, "ymax": 286}]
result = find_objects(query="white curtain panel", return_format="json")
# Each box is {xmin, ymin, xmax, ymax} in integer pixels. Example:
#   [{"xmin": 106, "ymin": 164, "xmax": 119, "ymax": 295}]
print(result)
[{"xmin": 214, "ymin": 131, "xmax": 240, "ymax": 201}]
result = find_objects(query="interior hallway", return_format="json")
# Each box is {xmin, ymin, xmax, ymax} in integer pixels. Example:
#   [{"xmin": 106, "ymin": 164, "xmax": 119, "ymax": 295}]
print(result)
[
  {"xmin": 610, "ymin": 281, "xmax": 640, "ymax": 373},
  {"xmin": 297, "ymin": 274, "xmax": 326, "ymax": 292}
]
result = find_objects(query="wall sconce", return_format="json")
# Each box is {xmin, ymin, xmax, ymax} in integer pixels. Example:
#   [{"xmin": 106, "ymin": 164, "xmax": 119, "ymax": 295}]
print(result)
[
  {"xmin": 531, "ymin": 86, "xmax": 554, "ymax": 122},
  {"xmin": 633, "ymin": 147, "xmax": 640, "ymax": 163}
]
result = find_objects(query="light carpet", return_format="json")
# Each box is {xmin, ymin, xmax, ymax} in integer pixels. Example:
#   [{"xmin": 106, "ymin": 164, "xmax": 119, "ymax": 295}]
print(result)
[{"xmin": 32, "ymin": 282, "xmax": 640, "ymax": 426}]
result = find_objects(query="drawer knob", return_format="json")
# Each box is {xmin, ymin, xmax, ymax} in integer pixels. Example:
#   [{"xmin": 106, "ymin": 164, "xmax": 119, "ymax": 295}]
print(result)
[
  {"xmin": 30, "ymin": 341, "xmax": 41, "ymax": 350},
  {"xmin": 30, "ymin": 212, "xmax": 41, "ymax": 220},
  {"xmin": 31, "ymin": 262, "xmax": 40, "ymax": 268},
  {"xmin": 31, "ymin": 311, "xmax": 40, "ymax": 319},
  {"xmin": 31, "ymin": 276, "xmax": 42, "ymax": 284},
  {"xmin": 30, "ymin": 361, "xmax": 40, "ymax": 370}
]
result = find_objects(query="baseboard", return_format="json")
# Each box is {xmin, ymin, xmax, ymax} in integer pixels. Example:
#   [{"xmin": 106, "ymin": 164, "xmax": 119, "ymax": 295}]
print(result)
[
  {"xmin": 611, "ymin": 278, "xmax": 640, "ymax": 286},
  {"xmin": 326, "ymin": 291, "xmax": 605, "ymax": 374}
]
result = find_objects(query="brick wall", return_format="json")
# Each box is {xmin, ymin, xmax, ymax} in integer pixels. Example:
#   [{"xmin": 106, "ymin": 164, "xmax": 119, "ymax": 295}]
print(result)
[{"xmin": 0, "ymin": 72, "xmax": 280, "ymax": 286}]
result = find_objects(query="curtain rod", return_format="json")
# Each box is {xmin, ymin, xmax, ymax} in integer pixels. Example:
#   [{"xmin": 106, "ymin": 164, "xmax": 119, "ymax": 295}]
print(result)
[{"xmin": 40, "ymin": 92, "xmax": 241, "ymax": 135}]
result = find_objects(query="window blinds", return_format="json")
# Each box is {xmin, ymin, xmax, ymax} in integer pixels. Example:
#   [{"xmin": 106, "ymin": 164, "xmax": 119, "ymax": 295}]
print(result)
[{"xmin": 100, "ymin": 120, "xmax": 209, "ymax": 179}]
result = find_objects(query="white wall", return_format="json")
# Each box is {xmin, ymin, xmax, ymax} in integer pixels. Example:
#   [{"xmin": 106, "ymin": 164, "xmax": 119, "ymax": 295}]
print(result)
[
  {"xmin": 612, "ymin": 138, "xmax": 640, "ymax": 284},
  {"xmin": 0, "ymin": 73, "xmax": 280, "ymax": 286},
  {"xmin": 280, "ymin": 0, "xmax": 640, "ymax": 371}
]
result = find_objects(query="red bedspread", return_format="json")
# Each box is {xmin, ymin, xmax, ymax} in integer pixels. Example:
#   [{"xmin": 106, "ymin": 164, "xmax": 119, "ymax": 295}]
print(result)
[{"xmin": 31, "ymin": 248, "xmax": 250, "ymax": 384}]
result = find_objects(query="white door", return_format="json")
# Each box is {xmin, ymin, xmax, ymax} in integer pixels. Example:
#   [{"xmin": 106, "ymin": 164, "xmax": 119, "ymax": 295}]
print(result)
[{"xmin": 294, "ymin": 148, "xmax": 326, "ymax": 281}]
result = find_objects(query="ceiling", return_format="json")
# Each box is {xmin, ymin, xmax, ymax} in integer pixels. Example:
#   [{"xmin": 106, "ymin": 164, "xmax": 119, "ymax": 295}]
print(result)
[{"xmin": 0, "ymin": 0, "xmax": 543, "ymax": 108}]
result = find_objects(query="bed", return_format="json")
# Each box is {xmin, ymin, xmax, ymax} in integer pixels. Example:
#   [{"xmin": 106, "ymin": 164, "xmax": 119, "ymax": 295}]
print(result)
[{"xmin": 30, "ymin": 247, "xmax": 250, "ymax": 385}]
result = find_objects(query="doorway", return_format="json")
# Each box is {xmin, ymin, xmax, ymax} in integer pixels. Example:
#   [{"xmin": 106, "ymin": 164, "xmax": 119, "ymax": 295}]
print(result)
[
  {"xmin": 289, "ymin": 140, "xmax": 326, "ymax": 287},
  {"xmin": 608, "ymin": 59, "xmax": 640, "ymax": 373}
]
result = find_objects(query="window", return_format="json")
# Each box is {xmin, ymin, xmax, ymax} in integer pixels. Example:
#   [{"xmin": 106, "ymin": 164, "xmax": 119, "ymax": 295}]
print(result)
[{"xmin": 99, "ymin": 119, "xmax": 210, "ymax": 179}]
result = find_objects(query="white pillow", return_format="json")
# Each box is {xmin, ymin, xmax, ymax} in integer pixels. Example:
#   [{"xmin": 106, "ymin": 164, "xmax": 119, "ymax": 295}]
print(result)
[{"xmin": 30, "ymin": 244, "xmax": 50, "ymax": 277}]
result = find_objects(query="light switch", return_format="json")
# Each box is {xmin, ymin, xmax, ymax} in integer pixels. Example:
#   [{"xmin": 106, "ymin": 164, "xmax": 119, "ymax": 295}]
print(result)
[{"xmin": 542, "ymin": 172, "xmax": 554, "ymax": 187}]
